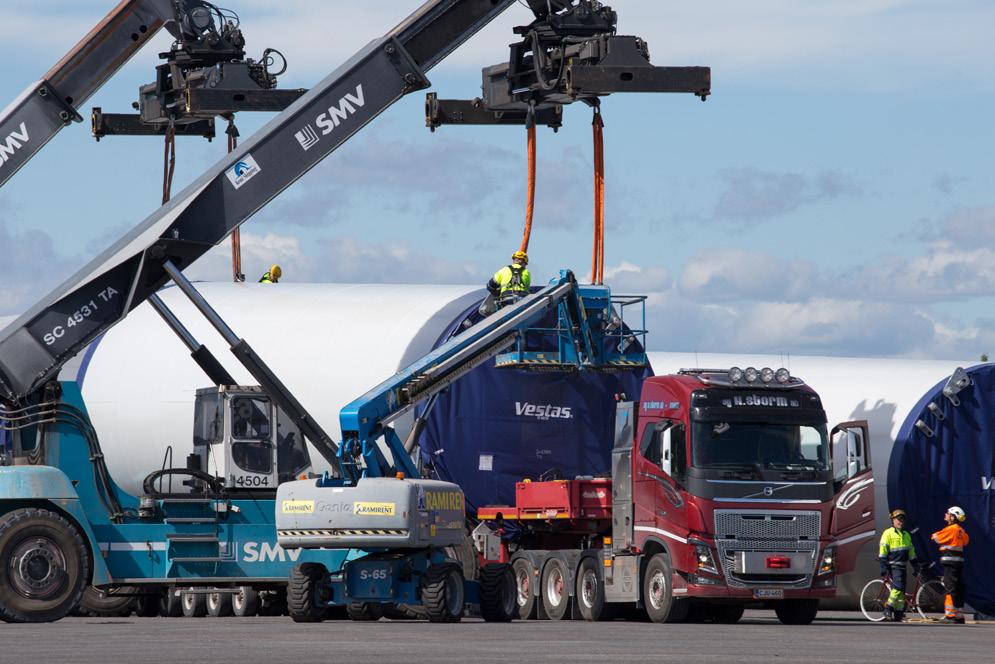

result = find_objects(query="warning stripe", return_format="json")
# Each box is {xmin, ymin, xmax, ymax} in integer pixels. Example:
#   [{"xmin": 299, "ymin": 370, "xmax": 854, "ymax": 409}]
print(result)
[{"xmin": 278, "ymin": 529, "xmax": 409, "ymax": 537}]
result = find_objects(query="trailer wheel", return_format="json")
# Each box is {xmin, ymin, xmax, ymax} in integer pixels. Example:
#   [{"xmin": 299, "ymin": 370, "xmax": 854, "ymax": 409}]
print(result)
[
  {"xmin": 0, "ymin": 508, "xmax": 90, "ymax": 623},
  {"xmin": 288, "ymin": 563, "xmax": 330, "ymax": 623},
  {"xmin": 540, "ymin": 557, "xmax": 570, "ymax": 620},
  {"xmin": 346, "ymin": 601, "xmax": 384, "ymax": 621},
  {"xmin": 74, "ymin": 586, "xmax": 136, "ymax": 617},
  {"xmin": 479, "ymin": 563, "xmax": 515, "ymax": 622},
  {"xmin": 642, "ymin": 553, "xmax": 685, "ymax": 623},
  {"xmin": 231, "ymin": 586, "xmax": 259, "ymax": 617},
  {"xmin": 511, "ymin": 557, "xmax": 537, "ymax": 619},
  {"xmin": 421, "ymin": 563, "xmax": 464, "ymax": 623},
  {"xmin": 207, "ymin": 591, "xmax": 233, "ymax": 617},
  {"xmin": 774, "ymin": 599, "xmax": 819, "ymax": 625},
  {"xmin": 181, "ymin": 589, "xmax": 207, "ymax": 617},
  {"xmin": 159, "ymin": 588, "xmax": 183, "ymax": 617},
  {"xmin": 575, "ymin": 557, "xmax": 610, "ymax": 621}
]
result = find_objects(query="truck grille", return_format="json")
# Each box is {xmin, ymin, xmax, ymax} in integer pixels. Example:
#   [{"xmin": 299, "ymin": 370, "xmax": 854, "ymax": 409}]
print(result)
[{"xmin": 713, "ymin": 510, "xmax": 821, "ymax": 589}]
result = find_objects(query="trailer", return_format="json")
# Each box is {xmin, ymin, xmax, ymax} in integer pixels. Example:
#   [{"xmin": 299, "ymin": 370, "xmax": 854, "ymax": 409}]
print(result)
[{"xmin": 474, "ymin": 368, "xmax": 876, "ymax": 624}]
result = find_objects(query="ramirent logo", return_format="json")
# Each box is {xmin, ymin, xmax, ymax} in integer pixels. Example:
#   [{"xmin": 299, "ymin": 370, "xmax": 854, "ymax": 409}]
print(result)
[
  {"xmin": 0, "ymin": 122, "xmax": 30, "ymax": 168},
  {"xmin": 983, "ymin": 476, "xmax": 993, "ymax": 491},
  {"xmin": 515, "ymin": 402, "xmax": 573, "ymax": 420}
]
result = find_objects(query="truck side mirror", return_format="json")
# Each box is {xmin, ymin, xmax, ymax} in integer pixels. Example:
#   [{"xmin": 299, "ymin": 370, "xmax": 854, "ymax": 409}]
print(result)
[{"xmin": 660, "ymin": 427, "xmax": 672, "ymax": 477}]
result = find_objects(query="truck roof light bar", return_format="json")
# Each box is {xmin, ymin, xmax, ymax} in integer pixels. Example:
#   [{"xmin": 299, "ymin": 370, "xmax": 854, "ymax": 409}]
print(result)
[{"xmin": 680, "ymin": 367, "xmax": 806, "ymax": 389}]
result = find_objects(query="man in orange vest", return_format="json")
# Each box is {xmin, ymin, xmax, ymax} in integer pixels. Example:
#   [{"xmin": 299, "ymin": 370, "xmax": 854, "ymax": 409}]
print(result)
[{"xmin": 931, "ymin": 506, "xmax": 969, "ymax": 624}]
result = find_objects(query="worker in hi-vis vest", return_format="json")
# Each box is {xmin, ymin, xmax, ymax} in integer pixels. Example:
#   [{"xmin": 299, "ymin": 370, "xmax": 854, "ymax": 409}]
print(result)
[
  {"xmin": 259, "ymin": 264, "xmax": 282, "ymax": 284},
  {"xmin": 932, "ymin": 506, "xmax": 969, "ymax": 624},
  {"xmin": 879, "ymin": 508, "xmax": 919, "ymax": 622},
  {"xmin": 478, "ymin": 251, "xmax": 531, "ymax": 317}
]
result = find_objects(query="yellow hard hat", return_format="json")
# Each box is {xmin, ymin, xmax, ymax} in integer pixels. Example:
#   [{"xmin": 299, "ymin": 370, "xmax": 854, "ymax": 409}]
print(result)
[
  {"xmin": 511, "ymin": 250, "xmax": 528, "ymax": 265},
  {"xmin": 270, "ymin": 264, "xmax": 283, "ymax": 279},
  {"xmin": 889, "ymin": 509, "xmax": 907, "ymax": 520}
]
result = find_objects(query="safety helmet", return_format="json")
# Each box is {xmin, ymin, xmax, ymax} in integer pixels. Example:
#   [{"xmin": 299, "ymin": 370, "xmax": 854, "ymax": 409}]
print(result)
[
  {"xmin": 511, "ymin": 250, "xmax": 528, "ymax": 265},
  {"xmin": 889, "ymin": 509, "xmax": 907, "ymax": 520},
  {"xmin": 269, "ymin": 264, "xmax": 283, "ymax": 279},
  {"xmin": 947, "ymin": 506, "xmax": 966, "ymax": 522}
]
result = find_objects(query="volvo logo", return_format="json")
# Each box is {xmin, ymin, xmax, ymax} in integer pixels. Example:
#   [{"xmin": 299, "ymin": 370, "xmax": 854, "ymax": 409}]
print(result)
[{"xmin": 763, "ymin": 486, "xmax": 774, "ymax": 497}]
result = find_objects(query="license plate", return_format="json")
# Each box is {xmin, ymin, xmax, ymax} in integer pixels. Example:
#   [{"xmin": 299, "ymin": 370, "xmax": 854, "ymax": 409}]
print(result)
[{"xmin": 753, "ymin": 588, "xmax": 784, "ymax": 599}]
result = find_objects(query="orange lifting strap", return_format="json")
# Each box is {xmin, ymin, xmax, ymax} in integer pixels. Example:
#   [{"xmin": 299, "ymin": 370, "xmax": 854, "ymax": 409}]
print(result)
[
  {"xmin": 591, "ymin": 108, "xmax": 605, "ymax": 284},
  {"xmin": 227, "ymin": 117, "xmax": 244, "ymax": 282},
  {"xmin": 519, "ymin": 120, "xmax": 537, "ymax": 253}
]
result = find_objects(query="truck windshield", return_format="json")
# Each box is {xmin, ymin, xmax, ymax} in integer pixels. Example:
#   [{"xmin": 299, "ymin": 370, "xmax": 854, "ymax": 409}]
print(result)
[{"xmin": 691, "ymin": 421, "xmax": 829, "ymax": 471}]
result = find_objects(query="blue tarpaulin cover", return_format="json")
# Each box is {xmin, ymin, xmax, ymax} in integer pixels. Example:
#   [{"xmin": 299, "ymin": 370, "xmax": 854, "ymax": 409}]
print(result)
[
  {"xmin": 889, "ymin": 363, "xmax": 995, "ymax": 615},
  {"xmin": 418, "ymin": 299, "xmax": 651, "ymax": 512}
]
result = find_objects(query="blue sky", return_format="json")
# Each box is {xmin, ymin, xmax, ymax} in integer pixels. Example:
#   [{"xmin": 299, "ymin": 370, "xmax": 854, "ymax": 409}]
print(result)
[{"xmin": 1, "ymin": 1, "xmax": 994, "ymax": 358}]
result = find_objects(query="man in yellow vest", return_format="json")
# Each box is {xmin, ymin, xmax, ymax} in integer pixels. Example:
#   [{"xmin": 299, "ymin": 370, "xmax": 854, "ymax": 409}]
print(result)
[
  {"xmin": 478, "ymin": 251, "xmax": 532, "ymax": 317},
  {"xmin": 878, "ymin": 508, "xmax": 919, "ymax": 622},
  {"xmin": 259, "ymin": 264, "xmax": 282, "ymax": 284}
]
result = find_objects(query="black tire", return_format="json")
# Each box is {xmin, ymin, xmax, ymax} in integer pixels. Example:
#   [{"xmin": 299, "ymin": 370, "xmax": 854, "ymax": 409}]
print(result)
[
  {"xmin": 540, "ymin": 557, "xmax": 570, "ymax": 620},
  {"xmin": 710, "ymin": 604, "xmax": 745, "ymax": 624},
  {"xmin": 421, "ymin": 563, "xmax": 465, "ymax": 623},
  {"xmin": 347, "ymin": 601, "xmax": 385, "ymax": 621},
  {"xmin": 915, "ymin": 579, "xmax": 946, "ymax": 621},
  {"xmin": 288, "ymin": 563, "xmax": 330, "ymax": 623},
  {"xmin": 181, "ymin": 590, "xmax": 207, "ymax": 617},
  {"xmin": 74, "ymin": 586, "xmax": 136, "ymax": 617},
  {"xmin": 231, "ymin": 586, "xmax": 259, "ymax": 617},
  {"xmin": 258, "ymin": 589, "xmax": 287, "ymax": 616},
  {"xmin": 479, "ymin": 563, "xmax": 516, "ymax": 622},
  {"xmin": 575, "ymin": 557, "xmax": 607, "ymax": 621},
  {"xmin": 859, "ymin": 579, "xmax": 889, "ymax": 622},
  {"xmin": 774, "ymin": 598, "xmax": 819, "ymax": 625},
  {"xmin": 512, "ymin": 557, "xmax": 538, "ymax": 620},
  {"xmin": 382, "ymin": 603, "xmax": 426, "ymax": 620},
  {"xmin": 160, "ymin": 588, "xmax": 183, "ymax": 617},
  {"xmin": 0, "ymin": 508, "xmax": 90, "ymax": 623},
  {"xmin": 642, "ymin": 553, "xmax": 685, "ymax": 623},
  {"xmin": 135, "ymin": 593, "xmax": 160, "ymax": 617},
  {"xmin": 207, "ymin": 591, "xmax": 233, "ymax": 617}
]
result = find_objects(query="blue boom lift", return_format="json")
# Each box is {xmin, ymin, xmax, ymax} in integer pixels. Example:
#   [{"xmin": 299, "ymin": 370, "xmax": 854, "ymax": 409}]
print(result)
[{"xmin": 0, "ymin": 0, "xmax": 708, "ymax": 623}]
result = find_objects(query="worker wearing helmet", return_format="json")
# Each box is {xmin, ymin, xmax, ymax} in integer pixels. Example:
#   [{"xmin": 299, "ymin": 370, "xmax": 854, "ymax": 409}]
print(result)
[
  {"xmin": 259, "ymin": 264, "xmax": 282, "ymax": 284},
  {"xmin": 878, "ymin": 509, "xmax": 918, "ymax": 622},
  {"xmin": 487, "ymin": 251, "xmax": 531, "ymax": 308},
  {"xmin": 932, "ymin": 506, "xmax": 969, "ymax": 624}
]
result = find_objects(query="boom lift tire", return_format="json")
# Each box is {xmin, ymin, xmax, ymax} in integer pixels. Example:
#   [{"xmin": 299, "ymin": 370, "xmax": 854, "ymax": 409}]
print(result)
[
  {"xmin": 347, "ymin": 601, "xmax": 385, "ymax": 621},
  {"xmin": 258, "ymin": 589, "xmax": 287, "ymax": 616},
  {"xmin": 774, "ymin": 599, "xmax": 819, "ymax": 625},
  {"xmin": 159, "ymin": 588, "xmax": 183, "ymax": 617},
  {"xmin": 575, "ymin": 557, "xmax": 611, "ymax": 621},
  {"xmin": 135, "ymin": 592, "xmax": 161, "ymax": 617},
  {"xmin": 181, "ymin": 589, "xmax": 207, "ymax": 617},
  {"xmin": 642, "ymin": 553, "xmax": 687, "ymax": 623},
  {"xmin": 231, "ymin": 586, "xmax": 259, "ymax": 617},
  {"xmin": 0, "ymin": 508, "xmax": 90, "ymax": 623},
  {"xmin": 479, "ymin": 563, "xmax": 516, "ymax": 622},
  {"xmin": 511, "ymin": 557, "xmax": 538, "ymax": 619},
  {"xmin": 382, "ymin": 603, "xmax": 426, "ymax": 620},
  {"xmin": 207, "ymin": 591, "xmax": 233, "ymax": 617},
  {"xmin": 74, "ymin": 585, "xmax": 136, "ymax": 617},
  {"xmin": 540, "ymin": 557, "xmax": 570, "ymax": 620},
  {"xmin": 421, "ymin": 563, "xmax": 465, "ymax": 623},
  {"xmin": 288, "ymin": 563, "xmax": 330, "ymax": 623}
]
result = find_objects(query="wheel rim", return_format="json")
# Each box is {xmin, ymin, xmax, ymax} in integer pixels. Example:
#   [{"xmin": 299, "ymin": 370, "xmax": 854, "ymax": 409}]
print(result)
[
  {"xmin": 516, "ymin": 567, "xmax": 531, "ymax": 607},
  {"xmin": 9, "ymin": 536, "xmax": 68, "ymax": 599},
  {"xmin": 232, "ymin": 588, "xmax": 245, "ymax": 610},
  {"xmin": 182, "ymin": 592, "xmax": 195, "ymax": 611},
  {"xmin": 648, "ymin": 569, "xmax": 666, "ymax": 611},
  {"xmin": 859, "ymin": 580, "xmax": 887, "ymax": 622},
  {"xmin": 545, "ymin": 566, "xmax": 564, "ymax": 607},
  {"xmin": 445, "ymin": 570, "xmax": 464, "ymax": 616},
  {"xmin": 580, "ymin": 569, "xmax": 598, "ymax": 609},
  {"xmin": 207, "ymin": 593, "xmax": 220, "ymax": 611}
]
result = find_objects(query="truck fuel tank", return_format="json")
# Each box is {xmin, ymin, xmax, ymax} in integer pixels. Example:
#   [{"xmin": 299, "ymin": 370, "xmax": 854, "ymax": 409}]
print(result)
[{"xmin": 276, "ymin": 477, "xmax": 466, "ymax": 551}]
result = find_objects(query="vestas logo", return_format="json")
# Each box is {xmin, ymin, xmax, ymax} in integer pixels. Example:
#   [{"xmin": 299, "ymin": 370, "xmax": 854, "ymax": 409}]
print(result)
[
  {"xmin": 515, "ymin": 402, "xmax": 573, "ymax": 420},
  {"xmin": 983, "ymin": 476, "xmax": 993, "ymax": 491},
  {"xmin": 296, "ymin": 84, "xmax": 366, "ymax": 151},
  {"xmin": 225, "ymin": 154, "xmax": 261, "ymax": 190},
  {"xmin": 0, "ymin": 122, "xmax": 30, "ymax": 168}
]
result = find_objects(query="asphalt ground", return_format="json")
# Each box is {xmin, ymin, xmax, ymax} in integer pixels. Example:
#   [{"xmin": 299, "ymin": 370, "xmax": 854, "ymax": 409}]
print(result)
[{"xmin": 1, "ymin": 611, "xmax": 991, "ymax": 664}]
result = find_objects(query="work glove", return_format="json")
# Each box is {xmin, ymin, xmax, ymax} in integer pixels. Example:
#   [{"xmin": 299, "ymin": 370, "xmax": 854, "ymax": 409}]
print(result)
[{"xmin": 879, "ymin": 561, "xmax": 889, "ymax": 578}]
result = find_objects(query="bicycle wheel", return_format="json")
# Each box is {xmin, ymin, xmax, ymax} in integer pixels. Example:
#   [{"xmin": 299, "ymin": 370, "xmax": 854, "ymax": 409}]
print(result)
[
  {"xmin": 914, "ymin": 579, "xmax": 946, "ymax": 621},
  {"xmin": 859, "ymin": 579, "xmax": 890, "ymax": 622}
]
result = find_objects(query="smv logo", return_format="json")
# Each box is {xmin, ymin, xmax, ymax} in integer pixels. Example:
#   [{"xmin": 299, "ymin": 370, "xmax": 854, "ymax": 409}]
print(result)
[
  {"xmin": 225, "ymin": 154, "xmax": 262, "ymax": 190},
  {"xmin": 242, "ymin": 541, "xmax": 302, "ymax": 563},
  {"xmin": 295, "ymin": 83, "xmax": 366, "ymax": 151},
  {"xmin": 0, "ymin": 122, "xmax": 30, "ymax": 168}
]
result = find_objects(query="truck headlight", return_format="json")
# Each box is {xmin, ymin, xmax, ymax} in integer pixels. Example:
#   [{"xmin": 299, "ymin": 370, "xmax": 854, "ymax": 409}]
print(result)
[
  {"xmin": 818, "ymin": 545, "xmax": 836, "ymax": 576},
  {"xmin": 694, "ymin": 543, "xmax": 718, "ymax": 575}
]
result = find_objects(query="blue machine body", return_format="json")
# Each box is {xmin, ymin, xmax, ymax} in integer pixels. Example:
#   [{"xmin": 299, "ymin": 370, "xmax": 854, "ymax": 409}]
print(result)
[
  {"xmin": 889, "ymin": 363, "xmax": 995, "ymax": 615},
  {"xmin": 0, "ymin": 382, "xmax": 356, "ymax": 587}
]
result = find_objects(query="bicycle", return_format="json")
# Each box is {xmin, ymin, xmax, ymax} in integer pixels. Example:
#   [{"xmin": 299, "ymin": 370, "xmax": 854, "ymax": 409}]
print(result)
[{"xmin": 859, "ymin": 564, "xmax": 946, "ymax": 622}]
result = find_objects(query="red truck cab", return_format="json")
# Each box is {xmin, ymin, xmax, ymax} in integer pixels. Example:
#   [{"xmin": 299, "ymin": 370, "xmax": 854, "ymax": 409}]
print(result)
[{"xmin": 478, "ymin": 367, "xmax": 875, "ymax": 624}]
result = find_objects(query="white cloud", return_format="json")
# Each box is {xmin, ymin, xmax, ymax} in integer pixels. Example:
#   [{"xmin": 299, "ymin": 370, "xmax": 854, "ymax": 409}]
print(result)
[{"xmin": 679, "ymin": 248, "xmax": 819, "ymax": 302}]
